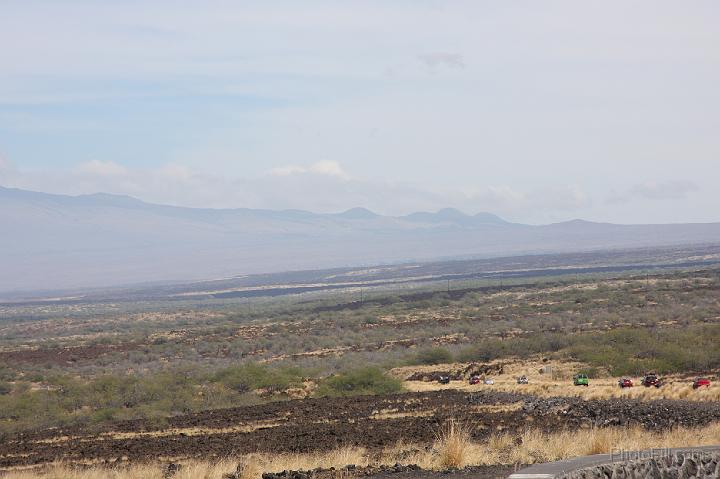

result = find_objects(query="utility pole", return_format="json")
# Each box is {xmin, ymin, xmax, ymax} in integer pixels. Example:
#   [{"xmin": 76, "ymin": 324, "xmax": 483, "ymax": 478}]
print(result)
[{"xmin": 447, "ymin": 279, "xmax": 450, "ymax": 293}]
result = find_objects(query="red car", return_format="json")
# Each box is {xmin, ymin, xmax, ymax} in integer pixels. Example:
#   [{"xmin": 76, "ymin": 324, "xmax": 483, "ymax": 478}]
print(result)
[
  {"xmin": 469, "ymin": 375, "xmax": 481, "ymax": 385},
  {"xmin": 693, "ymin": 378, "xmax": 711, "ymax": 389},
  {"xmin": 618, "ymin": 378, "xmax": 634, "ymax": 388}
]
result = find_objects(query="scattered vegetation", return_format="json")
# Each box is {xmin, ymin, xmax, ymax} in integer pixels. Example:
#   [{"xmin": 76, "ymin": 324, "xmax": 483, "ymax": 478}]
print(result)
[
  {"xmin": 0, "ymin": 365, "xmax": 297, "ymax": 435},
  {"xmin": 315, "ymin": 367, "xmax": 404, "ymax": 397},
  {"xmin": 2, "ymin": 266, "xmax": 720, "ymax": 436},
  {"xmin": 567, "ymin": 325, "xmax": 720, "ymax": 376},
  {"xmin": 409, "ymin": 347, "xmax": 455, "ymax": 365},
  {"xmin": 0, "ymin": 381, "xmax": 11, "ymax": 395},
  {"xmin": 212, "ymin": 364, "xmax": 305, "ymax": 393},
  {"xmin": 456, "ymin": 322, "xmax": 720, "ymax": 376}
]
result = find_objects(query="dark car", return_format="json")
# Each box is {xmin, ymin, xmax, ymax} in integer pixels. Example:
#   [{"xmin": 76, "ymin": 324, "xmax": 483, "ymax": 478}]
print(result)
[
  {"xmin": 693, "ymin": 377, "xmax": 711, "ymax": 389},
  {"xmin": 618, "ymin": 378, "xmax": 634, "ymax": 388},
  {"xmin": 641, "ymin": 372, "xmax": 661, "ymax": 388},
  {"xmin": 438, "ymin": 375, "xmax": 450, "ymax": 384}
]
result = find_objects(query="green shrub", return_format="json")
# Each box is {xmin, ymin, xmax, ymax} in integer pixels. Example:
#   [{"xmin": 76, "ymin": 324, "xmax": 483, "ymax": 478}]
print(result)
[
  {"xmin": 315, "ymin": 367, "xmax": 403, "ymax": 397},
  {"xmin": 0, "ymin": 367, "xmax": 14, "ymax": 382},
  {"xmin": 90, "ymin": 407, "xmax": 119, "ymax": 424},
  {"xmin": 410, "ymin": 347, "xmax": 454, "ymax": 365},
  {"xmin": 212, "ymin": 364, "xmax": 303, "ymax": 393},
  {"xmin": 578, "ymin": 367, "xmax": 602, "ymax": 379},
  {"xmin": 457, "ymin": 339, "xmax": 506, "ymax": 362},
  {"xmin": 0, "ymin": 381, "xmax": 11, "ymax": 395},
  {"xmin": 566, "ymin": 325, "xmax": 720, "ymax": 375}
]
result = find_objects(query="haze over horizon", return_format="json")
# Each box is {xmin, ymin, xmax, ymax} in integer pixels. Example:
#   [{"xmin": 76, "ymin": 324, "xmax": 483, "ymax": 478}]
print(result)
[
  {"xmin": 3, "ymin": 184, "xmax": 720, "ymax": 227},
  {"xmin": 1, "ymin": 1, "xmax": 719, "ymax": 225},
  {"xmin": 3, "ymin": 183, "xmax": 720, "ymax": 292}
]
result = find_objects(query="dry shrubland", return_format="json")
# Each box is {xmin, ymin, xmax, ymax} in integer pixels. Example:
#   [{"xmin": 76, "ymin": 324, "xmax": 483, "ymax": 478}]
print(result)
[{"xmin": 3, "ymin": 269, "xmax": 720, "ymax": 436}]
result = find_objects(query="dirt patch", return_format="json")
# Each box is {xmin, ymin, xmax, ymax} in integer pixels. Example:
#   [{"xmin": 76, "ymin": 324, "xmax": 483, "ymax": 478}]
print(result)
[
  {"xmin": 0, "ymin": 342, "xmax": 140, "ymax": 365},
  {"xmin": 360, "ymin": 465, "xmax": 523, "ymax": 479},
  {"xmin": 257, "ymin": 464, "xmax": 520, "ymax": 479},
  {"xmin": 406, "ymin": 363, "xmax": 505, "ymax": 382},
  {"xmin": 519, "ymin": 395, "xmax": 720, "ymax": 429}
]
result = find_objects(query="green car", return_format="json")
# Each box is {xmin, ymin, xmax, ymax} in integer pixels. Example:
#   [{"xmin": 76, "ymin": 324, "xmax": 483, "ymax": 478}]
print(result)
[{"xmin": 573, "ymin": 373, "xmax": 589, "ymax": 386}]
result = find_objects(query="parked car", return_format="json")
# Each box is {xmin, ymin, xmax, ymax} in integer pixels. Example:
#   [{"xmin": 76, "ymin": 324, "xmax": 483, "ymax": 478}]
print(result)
[
  {"xmin": 641, "ymin": 372, "xmax": 662, "ymax": 388},
  {"xmin": 438, "ymin": 375, "xmax": 450, "ymax": 384},
  {"xmin": 693, "ymin": 377, "xmax": 711, "ymax": 389},
  {"xmin": 573, "ymin": 373, "xmax": 589, "ymax": 387},
  {"xmin": 469, "ymin": 375, "xmax": 481, "ymax": 385},
  {"xmin": 517, "ymin": 375, "xmax": 529, "ymax": 385},
  {"xmin": 618, "ymin": 378, "xmax": 634, "ymax": 388},
  {"xmin": 484, "ymin": 378, "xmax": 495, "ymax": 385}
]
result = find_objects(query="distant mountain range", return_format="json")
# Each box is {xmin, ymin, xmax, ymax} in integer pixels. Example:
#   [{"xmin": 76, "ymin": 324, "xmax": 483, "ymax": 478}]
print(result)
[{"xmin": 2, "ymin": 185, "xmax": 720, "ymax": 292}]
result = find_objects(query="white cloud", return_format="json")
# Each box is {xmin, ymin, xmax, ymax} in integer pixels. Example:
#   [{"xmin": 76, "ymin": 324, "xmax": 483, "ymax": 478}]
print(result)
[
  {"xmin": 158, "ymin": 164, "xmax": 194, "ymax": 182},
  {"xmin": 609, "ymin": 180, "xmax": 699, "ymax": 203},
  {"xmin": 270, "ymin": 161, "xmax": 350, "ymax": 180},
  {"xmin": 0, "ymin": 155, "xmax": 16, "ymax": 179},
  {"xmin": 464, "ymin": 185, "xmax": 526, "ymax": 206},
  {"xmin": 528, "ymin": 185, "xmax": 590, "ymax": 211},
  {"xmin": 0, "ymin": 160, "xmax": 467, "ymax": 215},
  {"xmin": 76, "ymin": 160, "xmax": 128, "ymax": 177},
  {"xmin": 630, "ymin": 181, "xmax": 699, "ymax": 200},
  {"xmin": 2, "ymin": 158, "xmax": 715, "ymax": 224},
  {"xmin": 308, "ymin": 160, "xmax": 349, "ymax": 179},
  {"xmin": 270, "ymin": 165, "xmax": 307, "ymax": 176},
  {"xmin": 418, "ymin": 52, "xmax": 465, "ymax": 71}
]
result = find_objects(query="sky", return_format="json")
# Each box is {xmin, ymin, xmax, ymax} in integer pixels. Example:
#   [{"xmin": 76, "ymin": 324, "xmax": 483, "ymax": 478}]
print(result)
[{"xmin": 1, "ymin": 0, "xmax": 719, "ymax": 224}]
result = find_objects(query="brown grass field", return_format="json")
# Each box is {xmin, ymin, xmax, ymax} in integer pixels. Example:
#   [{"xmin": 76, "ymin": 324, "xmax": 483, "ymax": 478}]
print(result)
[{"xmin": 396, "ymin": 359, "xmax": 720, "ymax": 401}]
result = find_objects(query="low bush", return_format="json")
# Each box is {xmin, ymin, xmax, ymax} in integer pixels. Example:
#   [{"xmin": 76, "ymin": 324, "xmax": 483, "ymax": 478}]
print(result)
[
  {"xmin": 567, "ymin": 325, "xmax": 720, "ymax": 375},
  {"xmin": 457, "ymin": 339, "xmax": 507, "ymax": 362},
  {"xmin": 0, "ymin": 381, "xmax": 12, "ymax": 395},
  {"xmin": 315, "ymin": 367, "xmax": 403, "ymax": 397},
  {"xmin": 212, "ymin": 364, "xmax": 304, "ymax": 393},
  {"xmin": 0, "ymin": 363, "xmax": 297, "ymax": 435},
  {"xmin": 410, "ymin": 347, "xmax": 454, "ymax": 365}
]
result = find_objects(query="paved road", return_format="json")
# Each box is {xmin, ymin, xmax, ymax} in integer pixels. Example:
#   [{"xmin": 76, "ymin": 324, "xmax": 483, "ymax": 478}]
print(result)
[
  {"xmin": 508, "ymin": 446, "xmax": 720, "ymax": 478},
  {"xmin": 364, "ymin": 465, "xmax": 520, "ymax": 479}
]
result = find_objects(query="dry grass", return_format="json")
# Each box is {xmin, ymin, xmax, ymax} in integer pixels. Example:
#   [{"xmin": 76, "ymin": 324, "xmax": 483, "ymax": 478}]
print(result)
[
  {"xmin": 435, "ymin": 420, "xmax": 472, "ymax": 469},
  {"xmin": 493, "ymin": 377, "xmax": 720, "ymax": 402},
  {"xmin": 493, "ymin": 423, "xmax": 720, "ymax": 464},
  {"xmin": 399, "ymin": 358, "xmax": 720, "ymax": 402},
  {"xmin": 0, "ymin": 460, "xmax": 237, "ymax": 479},
  {"xmin": 5, "ymin": 423, "xmax": 720, "ymax": 478}
]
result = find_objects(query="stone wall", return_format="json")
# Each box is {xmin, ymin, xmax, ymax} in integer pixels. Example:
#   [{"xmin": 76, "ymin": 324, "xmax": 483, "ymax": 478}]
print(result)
[{"xmin": 560, "ymin": 451, "xmax": 720, "ymax": 479}]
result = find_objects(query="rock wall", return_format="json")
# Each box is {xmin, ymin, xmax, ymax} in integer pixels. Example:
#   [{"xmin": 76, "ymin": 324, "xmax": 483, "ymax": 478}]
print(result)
[{"xmin": 560, "ymin": 451, "xmax": 720, "ymax": 479}]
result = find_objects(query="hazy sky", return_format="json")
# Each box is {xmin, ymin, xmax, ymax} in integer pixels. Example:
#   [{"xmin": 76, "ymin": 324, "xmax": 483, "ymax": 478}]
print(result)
[{"xmin": 1, "ymin": 1, "xmax": 719, "ymax": 224}]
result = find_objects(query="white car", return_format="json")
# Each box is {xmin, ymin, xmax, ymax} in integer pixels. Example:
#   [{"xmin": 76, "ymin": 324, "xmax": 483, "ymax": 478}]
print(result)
[{"xmin": 483, "ymin": 378, "xmax": 494, "ymax": 385}]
